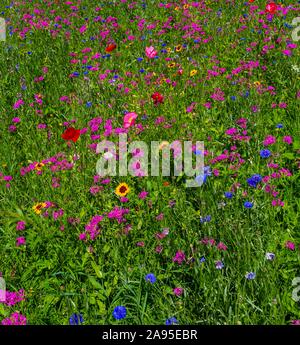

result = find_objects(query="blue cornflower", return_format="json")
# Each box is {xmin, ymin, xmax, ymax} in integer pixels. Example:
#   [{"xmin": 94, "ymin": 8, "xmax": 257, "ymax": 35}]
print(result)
[
  {"xmin": 247, "ymin": 174, "xmax": 262, "ymax": 188},
  {"xmin": 276, "ymin": 123, "xmax": 283, "ymax": 128},
  {"xmin": 260, "ymin": 149, "xmax": 271, "ymax": 158},
  {"xmin": 244, "ymin": 201, "xmax": 253, "ymax": 209},
  {"xmin": 199, "ymin": 256, "xmax": 206, "ymax": 263},
  {"xmin": 200, "ymin": 215, "xmax": 211, "ymax": 223},
  {"xmin": 139, "ymin": 69, "xmax": 145, "ymax": 73},
  {"xmin": 72, "ymin": 71, "xmax": 79, "ymax": 77},
  {"xmin": 137, "ymin": 57, "xmax": 143, "ymax": 62},
  {"xmin": 86, "ymin": 101, "xmax": 92, "ymax": 108},
  {"xmin": 195, "ymin": 166, "xmax": 212, "ymax": 186},
  {"xmin": 145, "ymin": 273, "xmax": 156, "ymax": 284},
  {"xmin": 215, "ymin": 261, "xmax": 224, "ymax": 270},
  {"xmin": 224, "ymin": 192, "xmax": 233, "ymax": 199},
  {"xmin": 230, "ymin": 96, "xmax": 236, "ymax": 101},
  {"xmin": 166, "ymin": 317, "xmax": 178, "ymax": 325},
  {"xmin": 266, "ymin": 252, "xmax": 275, "ymax": 261},
  {"xmin": 69, "ymin": 313, "xmax": 84, "ymax": 325},
  {"xmin": 245, "ymin": 272, "xmax": 256, "ymax": 280},
  {"xmin": 113, "ymin": 306, "xmax": 127, "ymax": 320}
]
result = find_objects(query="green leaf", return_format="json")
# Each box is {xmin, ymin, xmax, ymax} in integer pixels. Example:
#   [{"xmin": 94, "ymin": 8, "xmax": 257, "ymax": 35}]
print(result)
[
  {"xmin": 91, "ymin": 261, "xmax": 103, "ymax": 279},
  {"xmin": 88, "ymin": 276, "xmax": 102, "ymax": 289}
]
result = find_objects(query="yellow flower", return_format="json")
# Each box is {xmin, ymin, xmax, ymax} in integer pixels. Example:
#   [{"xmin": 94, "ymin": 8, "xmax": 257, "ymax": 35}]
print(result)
[
  {"xmin": 254, "ymin": 81, "xmax": 261, "ymax": 87},
  {"xmin": 159, "ymin": 141, "xmax": 170, "ymax": 150},
  {"xmin": 34, "ymin": 162, "xmax": 45, "ymax": 171},
  {"xmin": 32, "ymin": 202, "xmax": 47, "ymax": 215},
  {"xmin": 183, "ymin": 4, "xmax": 190, "ymax": 9},
  {"xmin": 115, "ymin": 183, "xmax": 130, "ymax": 197},
  {"xmin": 190, "ymin": 69, "xmax": 198, "ymax": 77},
  {"xmin": 166, "ymin": 47, "xmax": 172, "ymax": 53},
  {"xmin": 174, "ymin": 6, "xmax": 180, "ymax": 11},
  {"xmin": 168, "ymin": 62, "xmax": 176, "ymax": 68},
  {"xmin": 175, "ymin": 45, "xmax": 182, "ymax": 52}
]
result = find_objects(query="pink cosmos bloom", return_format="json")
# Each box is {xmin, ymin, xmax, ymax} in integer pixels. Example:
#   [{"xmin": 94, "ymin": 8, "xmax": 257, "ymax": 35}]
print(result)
[
  {"xmin": 145, "ymin": 46, "xmax": 157, "ymax": 59},
  {"xmin": 123, "ymin": 112, "xmax": 138, "ymax": 129}
]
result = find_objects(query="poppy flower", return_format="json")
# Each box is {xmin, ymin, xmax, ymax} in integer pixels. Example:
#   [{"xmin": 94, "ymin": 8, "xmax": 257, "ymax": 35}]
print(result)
[
  {"xmin": 61, "ymin": 127, "xmax": 80, "ymax": 142},
  {"xmin": 105, "ymin": 43, "xmax": 116, "ymax": 53},
  {"xmin": 151, "ymin": 92, "xmax": 164, "ymax": 105},
  {"xmin": 265, "ymin": 3, "xmax": 277, "ymax": 14}
]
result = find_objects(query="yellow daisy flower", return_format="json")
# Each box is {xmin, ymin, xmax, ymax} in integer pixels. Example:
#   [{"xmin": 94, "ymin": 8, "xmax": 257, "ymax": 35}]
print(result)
[
  {"xmin": 115, "ymin": 183, "xmax": 130, "ymax": 197},
  {"xmin": 175, "ymin": 45, "xmax": 183, "ymax": 52},
  {"xmin": 168, "ymin": 62, "xmax": 176, "ymax": 68},
  {"xmin": 190, "ymin": 69, "xmax": 198, "ymax": 77},
  {"xmin": 32, "ymin": 202, "xmax": 47, "ymax": 215},
  {"xmin": 34, "ymin": 162, "xmax": 45, "ymax": 171}
]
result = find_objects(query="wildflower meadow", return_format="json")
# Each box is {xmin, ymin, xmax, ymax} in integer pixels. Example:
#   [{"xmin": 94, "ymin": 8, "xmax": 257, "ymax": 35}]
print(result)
[{"xmin": 0, "ymin": 0, "xmax": 300, "ymax": 326}]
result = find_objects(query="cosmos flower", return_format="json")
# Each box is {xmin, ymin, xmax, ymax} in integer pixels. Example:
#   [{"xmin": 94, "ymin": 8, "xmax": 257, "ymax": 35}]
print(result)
[
  {"xmin": 145, "ymin": 46, "xmax": 157, "ymax": 58},
  {"xmin": 123, "ymin": 112, "xmax": 138, "ymax": 128}
]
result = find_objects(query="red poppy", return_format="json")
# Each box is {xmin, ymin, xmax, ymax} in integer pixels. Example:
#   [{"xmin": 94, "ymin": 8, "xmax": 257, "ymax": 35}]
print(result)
[
  {"xmin": 151, "ymin": 92, "xmax": 164, "ymax": 105},
  {"xmin": 105, "ymin": 44, "xmax": 117, "ymax": 53},
  {"xmin": 61, "ymin": 127, "xmax": 80, "ymax": 142},
  {"xmin": 266, "ymin": 2, "xmax": 277, "ymax": 14}
]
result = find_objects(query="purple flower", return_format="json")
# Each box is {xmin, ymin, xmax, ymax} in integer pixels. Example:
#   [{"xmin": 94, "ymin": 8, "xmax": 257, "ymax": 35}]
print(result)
[
  {"xmin": 113, "ymin": 306, "xmax": 127, "ymax": 320},
  {"xmin": 145, "ymin": 273, "xmax": 156, "ymax": 284}
]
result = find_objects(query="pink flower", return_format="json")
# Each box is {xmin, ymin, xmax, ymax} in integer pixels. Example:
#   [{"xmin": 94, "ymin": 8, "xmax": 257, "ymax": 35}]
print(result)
[
  {"xmin": 13, "ymin": 99, "xmax": 24, "ymax": 109},
  {"xmin": 285, "ymin": 241, "xmax": 295, "ymax": 251},
  {"xmin": 173, "ymin": 287, "xmax": 184, "ymax": 296},
  {"xmin": 173, "ymin": 250, "xmax": 186, "ymax": 265},
  {"xmin": 16, "ymin": 221, "xmax": 26, "ymax": 231},
  {"xmin": 138, "ymin": 191, "xmax": 148, "ymax": 199},
  {"xmin": 123, "ymin": 112, "xmax": 138, "ymax": 128},
  {"xmin": 283, "ymin": 136, "xmax": 293, "ymax": 145},
  {"xmin": 217, "ymin": 242, "xmax": 227, "ymax": 251},
  {"xmin": 16, "ymin": 237, "xmax": 26, "ymax": 246},
  {"xmin": 263, "ymin": 135, "xmax": 276, "ymax": 146},
  {"xmin": 145, "ymin": 46, "xmax": 157, "ymax": 59}
]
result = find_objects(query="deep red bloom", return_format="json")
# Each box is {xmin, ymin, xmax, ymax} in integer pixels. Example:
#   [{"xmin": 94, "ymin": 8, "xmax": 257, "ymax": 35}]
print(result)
[
  {"xmin": 266, "ymin": 3, "xmax": 277, "ymax": 14},
  {"xmin": 105, "ymin": 44, "xmax": 116, "ymax": 53},
  {"xmin": 151, "ymin": 92, "xmax": 164, "ymax": 105},
  {"xmin": 61, "ymin": 127, "xmax": 80, "ymax": 142}
]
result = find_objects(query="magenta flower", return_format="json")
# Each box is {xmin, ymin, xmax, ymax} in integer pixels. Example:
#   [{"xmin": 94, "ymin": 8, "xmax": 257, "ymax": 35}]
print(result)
[
  {"xmin": 173, "ymin": 251, "xmax": 186, "ymax": 265},
  {"xmin": 285, "ymin": 241, "xmax": 295, "ymax": 251},
  {"xmin": 173, "ymin": 287, "xmax": 184, "ymax": 296},
  {"xmin": 16, "ymin": 221, "xmax": 26, "ymax": 231},
  {"xmin": 145, "ymin": 46, "xmax": 157, "ymax": 59},
  {"xmin": 16, "ymin": 237, "xmax": 26, "ymax": 247},
  {"xmin": 283, "ymin": 136, "xmax": 293, "ymax": 145},
  {"xmin": 123, "ymin": 112, "xmax": 138, "ymax": 129}
]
